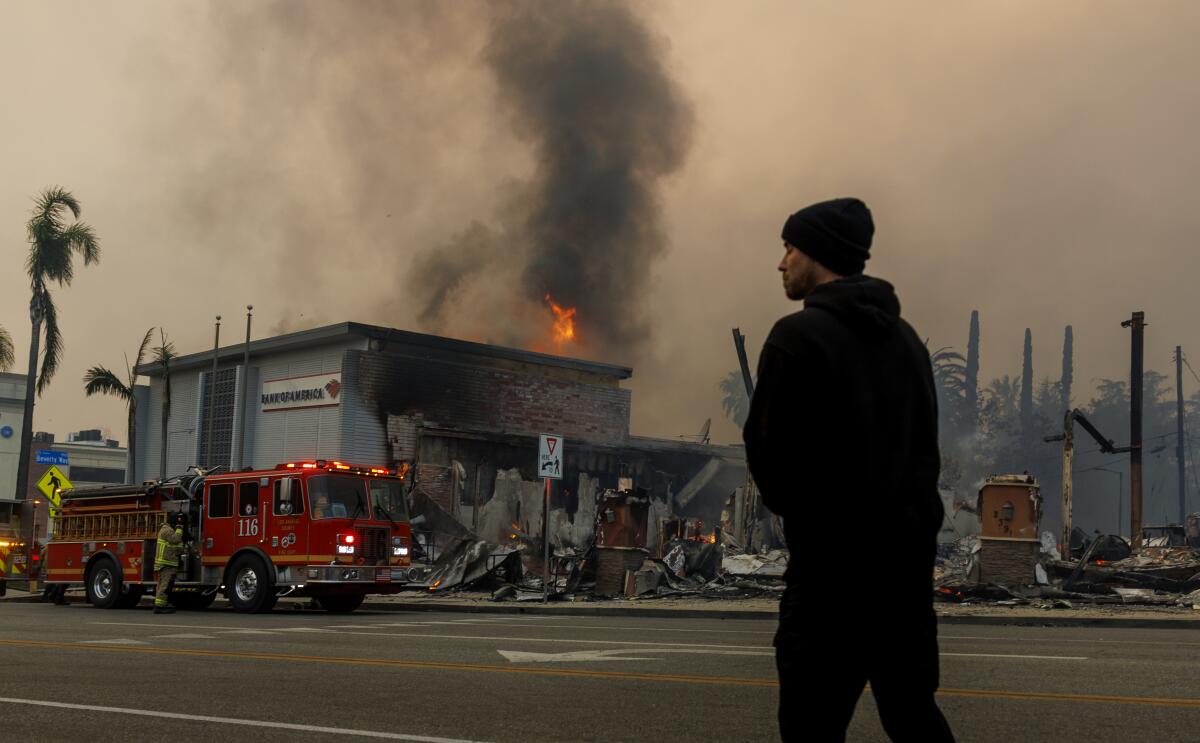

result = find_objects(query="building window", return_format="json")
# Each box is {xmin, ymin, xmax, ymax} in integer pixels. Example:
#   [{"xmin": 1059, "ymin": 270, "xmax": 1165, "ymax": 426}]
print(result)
[
  {"xmin": 198, "ymin": 368, "xmax": 238, "ymax": 468},
  {"xmin": 69, "ymin": 466, "xmax": 124, "ymax": 484}
]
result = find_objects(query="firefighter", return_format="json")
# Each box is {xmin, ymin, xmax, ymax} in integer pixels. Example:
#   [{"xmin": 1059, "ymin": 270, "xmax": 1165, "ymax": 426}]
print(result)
[{"xmin": 153, "ymin": 512, "xmax": 188, "ymax": 614}]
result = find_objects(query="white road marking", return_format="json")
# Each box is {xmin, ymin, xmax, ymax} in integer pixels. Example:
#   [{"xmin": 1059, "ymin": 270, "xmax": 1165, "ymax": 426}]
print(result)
[
  {"xmin": 219, "ymin": 629, "xmax": 279, "ymax": 635},
  {"xmin": 499, "ymin": 647, "xmax": 774, "ymax": 663},
  {"xmin": 349, "ymin": 620, "xmax": 773, "ymax": 635},
  {"xmin": 152, "ymin": 634, "xmax": 216, "ymax": 640},
  {"xmin": 318, "ymin": 629, "xmax": 769, "ymax": 650},
  {"xmin": 0, "ymin": 697, "xmax": 486, "ymax": 742},
  {"xmin": 78, "ymin": 639, "xmax": 148, "ymax": 646},
  {"xmin": 95, "ymin": 620, "xmax": 772, "ymax": 650},
  {"xmin": 942, "ymin": 634, "xmax": 1200, "ymax": 648},
  {"xmin": 941, "ymin": 652, "xmax": 1087, "ymax": 661}
]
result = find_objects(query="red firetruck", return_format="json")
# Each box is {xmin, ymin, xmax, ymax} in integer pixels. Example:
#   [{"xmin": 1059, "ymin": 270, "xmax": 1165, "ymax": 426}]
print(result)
[
  {"xmin": 0, "ymin": 498, "xmax": 31, "ymax": 596},
  {"xmin": 44, "ymin": 461, "xmax": 427, "ymax": 612}
]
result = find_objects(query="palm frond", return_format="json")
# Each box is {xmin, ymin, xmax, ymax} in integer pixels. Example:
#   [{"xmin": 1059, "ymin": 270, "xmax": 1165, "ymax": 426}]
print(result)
[
  {"xmin": 60, "ymin": 222, "xmax": 100, "ymax": 266},
  {"xmin": 25, "ymin": 187, "xmax": 99, "ymax": 288},
  {"xmin": 130, "ymin": 327, "xmax": 155, "ymax": 380},
  {"xmin": 0, "ymin": 325, "xmax": 13, "ymax": 371},
  {"xmin": 36, "ymin": 294, "xmax": 62, "ymax": 395},
  {"xmin": 33, "ymin": 187, "xmax": 81, "ymax": 221},
  {"xmin": 83, "ymin": 366, "xmax": 131, "ymax": 400}
]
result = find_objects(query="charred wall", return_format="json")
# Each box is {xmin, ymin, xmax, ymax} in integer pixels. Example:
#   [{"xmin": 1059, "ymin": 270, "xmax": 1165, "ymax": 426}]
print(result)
[{"xmin": 347, "ymin": 349, "xmax": 630, "ymax": 443}]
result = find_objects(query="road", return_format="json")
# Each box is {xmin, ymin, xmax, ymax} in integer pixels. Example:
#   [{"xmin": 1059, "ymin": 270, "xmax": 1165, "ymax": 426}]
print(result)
[{"xmin": 2, "ymin": 603, "xmax": 1200, "ymax": 742}]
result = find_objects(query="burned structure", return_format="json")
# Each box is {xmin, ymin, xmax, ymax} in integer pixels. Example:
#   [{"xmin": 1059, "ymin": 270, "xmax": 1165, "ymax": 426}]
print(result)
[{"xmin": 131, "ymin": 323, "xmax": 746, "ymax": 565}]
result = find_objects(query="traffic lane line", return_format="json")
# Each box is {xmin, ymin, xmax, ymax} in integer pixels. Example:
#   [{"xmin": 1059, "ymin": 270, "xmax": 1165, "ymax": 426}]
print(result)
[
  {"xmin": 90, "ymin": 622, "xmax": 773, "ymax": 649},
  {"xmin": 84, "ymin": 622, "xmax": 1092, "ymax": 660},
  {"xmin": 0, "ymin": 638, "xmax": 778, "ymax": 687},
  {"xmin": 936, "ymin": 687, "xmax": 1200, "ymax": 710},
  {"xmin": 943, "ymin": 633, "xmax": 1200, "ymax": 649},
  {"xmin": 0, "ymin": 696, "xmax": 486, "ymax": 743},
  {"xmin": 328, "ymin": 620, "xmax": 775, "ymax": 635}
]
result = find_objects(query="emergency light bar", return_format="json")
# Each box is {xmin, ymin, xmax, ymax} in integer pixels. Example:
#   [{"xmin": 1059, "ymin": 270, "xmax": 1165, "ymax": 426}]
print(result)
[{"xmin": 280, "ymin": 461, "xmax": 403, "ymax": 477}]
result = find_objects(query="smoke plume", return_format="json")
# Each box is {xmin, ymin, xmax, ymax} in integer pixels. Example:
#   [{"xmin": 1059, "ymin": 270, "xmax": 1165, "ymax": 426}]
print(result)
[{"xmin": 408, "ymin": 1, "xmax": 694, "ymax": 360}]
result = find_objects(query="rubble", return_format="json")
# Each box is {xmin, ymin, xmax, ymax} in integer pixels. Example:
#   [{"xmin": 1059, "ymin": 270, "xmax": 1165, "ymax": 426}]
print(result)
[{"xmin": 935, "ymin": 530, "xmax": 1200, "ymax": 607}]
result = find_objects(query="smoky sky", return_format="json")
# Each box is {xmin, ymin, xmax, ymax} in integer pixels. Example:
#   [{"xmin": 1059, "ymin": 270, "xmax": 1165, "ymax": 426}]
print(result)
[
  {"xmin": 3, "ymin": 0, "xmax": 1200, "ymax": 464},
  {"xmin": 408, "ymin": 1, "xmax": 693, "ymax": 358}
]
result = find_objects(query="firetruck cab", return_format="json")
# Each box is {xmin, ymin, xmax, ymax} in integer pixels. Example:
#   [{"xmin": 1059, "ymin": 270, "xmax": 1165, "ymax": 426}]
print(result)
[{"xmin": 45, "ymin": 461, "xmax": 427, "ymax": 613}]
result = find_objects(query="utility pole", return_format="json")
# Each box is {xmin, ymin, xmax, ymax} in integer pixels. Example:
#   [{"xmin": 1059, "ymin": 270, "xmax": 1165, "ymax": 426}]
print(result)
[
  {"xmin": 1060, "ymin": 410, "xmax": 1073, "ymax": 559},
  {"xmin": 732, "ymin": 329, "xmax": 758, "ymax": 547},
  {"xmin": 205, "ymin": 315, "xmax": 221, "ymax": 468},
  {"xmin": 1176, "ymin": 346, "xmax": 1187, "ymax": 524},
  {"xmin": 1122, "ymin": 312, "xmax": 1145, "ymax": 548},
  {"xmin": 237, "ymin": 306, "xmax": 253, "ymax": 471}
]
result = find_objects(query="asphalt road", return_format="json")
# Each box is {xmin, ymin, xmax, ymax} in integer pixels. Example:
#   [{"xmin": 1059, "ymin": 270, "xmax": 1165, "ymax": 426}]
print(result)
[{"xmin": 1, "ymin": 603, "xmax": 1199, "ymax": 742}]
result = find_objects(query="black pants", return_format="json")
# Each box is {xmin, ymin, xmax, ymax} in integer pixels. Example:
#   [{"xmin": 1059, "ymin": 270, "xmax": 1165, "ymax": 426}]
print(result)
[{"xmin": 775, "ymin": 593, "xmax": 954, "ymax": 742}]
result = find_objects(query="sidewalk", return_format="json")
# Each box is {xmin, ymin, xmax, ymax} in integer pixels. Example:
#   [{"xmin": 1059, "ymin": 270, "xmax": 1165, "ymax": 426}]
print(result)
[{"xmin": 10, "ymin": 587, "xmax": 1200, "ymax": 628}]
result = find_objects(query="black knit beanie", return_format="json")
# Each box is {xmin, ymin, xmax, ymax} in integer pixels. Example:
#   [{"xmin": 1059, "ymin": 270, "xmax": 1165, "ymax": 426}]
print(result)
[{"xmin": 780, "ymin": 197, "xmax": 874, "ymax": 276}]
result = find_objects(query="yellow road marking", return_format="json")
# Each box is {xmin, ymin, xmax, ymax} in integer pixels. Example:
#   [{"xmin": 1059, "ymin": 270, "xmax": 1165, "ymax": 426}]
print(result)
[
  {"xmin": 937, "ymin": 686, "xmax": 1200, "ymax": 709},
  {"xmin": 0, "ymin": 639, "xmax": 773, "ymax": 687}
]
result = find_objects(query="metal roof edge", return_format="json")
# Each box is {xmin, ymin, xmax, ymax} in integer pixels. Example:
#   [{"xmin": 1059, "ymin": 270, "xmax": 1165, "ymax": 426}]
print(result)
[{"xmin": 136, "ymin": 321, "xmax": 633, "ymax": 380}]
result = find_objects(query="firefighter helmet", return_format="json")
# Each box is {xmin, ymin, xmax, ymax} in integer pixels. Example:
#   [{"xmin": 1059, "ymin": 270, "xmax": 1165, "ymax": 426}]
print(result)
[{"xmin": 170, "ymin": 511, "xmax": 188, "ymax": 529}]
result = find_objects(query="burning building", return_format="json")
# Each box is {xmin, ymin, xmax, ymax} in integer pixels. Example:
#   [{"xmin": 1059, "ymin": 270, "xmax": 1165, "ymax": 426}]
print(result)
[{"xmin": 130, "ymin": 322, "xmax": 745, "ymax": 552}]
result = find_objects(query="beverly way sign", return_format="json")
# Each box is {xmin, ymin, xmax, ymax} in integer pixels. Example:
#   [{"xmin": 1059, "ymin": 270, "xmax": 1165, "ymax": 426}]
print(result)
[{"xmin": 538, "ymin": 433, "xmax": 563, "ymax": 480}]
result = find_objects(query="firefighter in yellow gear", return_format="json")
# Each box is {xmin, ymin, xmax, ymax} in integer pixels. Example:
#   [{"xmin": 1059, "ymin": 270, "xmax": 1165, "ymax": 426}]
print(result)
[{"xmin": 154, "ymin": 512, "xmax": 188, "ymax": 614}]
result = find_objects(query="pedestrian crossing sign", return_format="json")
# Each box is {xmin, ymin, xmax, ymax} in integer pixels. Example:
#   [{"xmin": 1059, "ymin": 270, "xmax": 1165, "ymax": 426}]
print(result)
[{"xmin": 37, "ymin": 465, "xmax": 71, "ymax": 512}]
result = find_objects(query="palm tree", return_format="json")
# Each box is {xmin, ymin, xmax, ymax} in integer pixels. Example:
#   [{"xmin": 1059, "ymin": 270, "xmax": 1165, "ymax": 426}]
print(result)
[
  {"xmin": 14, "ymin": 187, "xmax": 100, "ymax": 501},
  {"xmin": 0, "ymin": 325, "xmax": 13, "ymax": 371},
  {"xmin": 154, "ymin": 330, "xmax": 177, "ymax": 479},
  {"xmin": 83, "ymin": 328, "xmax": 153, "ymax": 484},
  {"xmin": 719, "ymin": 370, "xmax": 751, "ymax": 428}
]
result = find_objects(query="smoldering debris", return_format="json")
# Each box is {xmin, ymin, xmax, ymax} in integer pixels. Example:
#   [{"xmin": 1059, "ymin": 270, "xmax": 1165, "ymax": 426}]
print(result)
[{"xmin": 404, "ymin": 472, "xmax": 787, "ymax": 601}]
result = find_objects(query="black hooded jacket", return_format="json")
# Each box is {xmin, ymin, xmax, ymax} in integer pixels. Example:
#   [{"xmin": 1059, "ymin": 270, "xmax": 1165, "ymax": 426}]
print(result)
[{"xmin": 743, "ymin": 276, "xmax": 944, "ymax": 591}]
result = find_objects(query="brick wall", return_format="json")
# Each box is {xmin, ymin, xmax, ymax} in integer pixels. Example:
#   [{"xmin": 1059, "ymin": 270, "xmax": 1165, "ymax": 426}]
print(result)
[
  {"xmin": 348, "ymin": 350, "xmax": 630, "ymax": 444},
  {"xmin": 978, "ymin": 539, "xmax": 1040, "ymax": 586}
]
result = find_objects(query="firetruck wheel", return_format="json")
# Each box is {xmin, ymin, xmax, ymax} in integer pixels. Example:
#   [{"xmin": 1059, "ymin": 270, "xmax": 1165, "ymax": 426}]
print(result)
[
  {"xmin": 227, "ymin": 554, "xmax": 275, "ymax": 613},
  {"xmin": 315, "ymin": 594, "xmax": 365, "ymax": 613},
  {"xmin": 86, "ymin": 557, "xmax": 123, "ymax": 610},
  {"xmin": 115, "ymin": 585, "xmax": 144, "ymax": 609}
]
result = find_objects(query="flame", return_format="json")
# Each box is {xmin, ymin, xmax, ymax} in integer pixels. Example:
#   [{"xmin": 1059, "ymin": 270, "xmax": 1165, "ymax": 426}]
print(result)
[{"xmin": 544, "ymin": 294, "xmax": 577, "ymax": 350}]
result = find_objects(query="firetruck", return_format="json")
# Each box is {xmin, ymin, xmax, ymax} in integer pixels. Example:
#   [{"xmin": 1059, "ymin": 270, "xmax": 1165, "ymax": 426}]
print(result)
[
  {"xmin": 0, "ymin": 498, "xmax": 30, "ymax": 596},
  {"xmin": 44, "ymin": 461, "xmax": 428, "ymax": 612}
]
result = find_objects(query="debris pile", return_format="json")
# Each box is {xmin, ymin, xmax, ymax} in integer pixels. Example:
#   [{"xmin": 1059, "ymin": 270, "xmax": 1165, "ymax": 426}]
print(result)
[
  {"xmin": 935, "ymin": 531, "xmax": 1200, "ymax": 608},
  {"xmin": 404, "ymin": 480, "xmax": 789, "ymax": 602}
]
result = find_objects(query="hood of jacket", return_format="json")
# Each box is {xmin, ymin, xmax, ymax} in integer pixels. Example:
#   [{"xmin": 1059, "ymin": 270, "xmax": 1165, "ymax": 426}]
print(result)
[{"xmin": 803, "ymin": 275, "xmax": 900, "ymax": 335}]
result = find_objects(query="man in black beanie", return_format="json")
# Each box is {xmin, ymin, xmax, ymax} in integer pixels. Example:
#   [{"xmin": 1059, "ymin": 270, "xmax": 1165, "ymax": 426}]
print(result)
[{"xmin": 744, "ymin": 198, "xmax": 954, "ymax": 742}]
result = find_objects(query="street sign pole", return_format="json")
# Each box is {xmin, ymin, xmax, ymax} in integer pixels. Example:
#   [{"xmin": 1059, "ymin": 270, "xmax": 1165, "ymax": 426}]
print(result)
[
  {"xmin": 537, "ymin": 433, "xmax": 563, "ymax": 604},
  {"xmin": 543, "ymin": 477, "xmax": 550, "ymax": 603}
]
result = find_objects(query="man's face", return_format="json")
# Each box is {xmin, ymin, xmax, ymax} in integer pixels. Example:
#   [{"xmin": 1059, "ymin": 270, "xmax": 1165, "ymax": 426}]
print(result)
[{"xmin": 778, "ymin": 242, "xmax": 819, "ymax": 300}]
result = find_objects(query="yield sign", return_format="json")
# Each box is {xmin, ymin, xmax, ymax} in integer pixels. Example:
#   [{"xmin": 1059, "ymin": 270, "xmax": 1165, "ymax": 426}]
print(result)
[{"xmin": 538, "ymin": 433, "xmax": 563, "ymax": 480}]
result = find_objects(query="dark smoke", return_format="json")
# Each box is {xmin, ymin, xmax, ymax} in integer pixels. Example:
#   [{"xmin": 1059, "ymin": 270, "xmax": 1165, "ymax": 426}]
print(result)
[{"xmin": 410, "ymin": 0, "xmax": 694, "ymax": 359}]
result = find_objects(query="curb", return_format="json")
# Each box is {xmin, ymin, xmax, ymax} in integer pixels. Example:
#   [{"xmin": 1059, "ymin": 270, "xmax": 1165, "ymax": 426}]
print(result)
[{"xmin": 2, "ymin": 593, "xmax": 776, "ymax": 621}]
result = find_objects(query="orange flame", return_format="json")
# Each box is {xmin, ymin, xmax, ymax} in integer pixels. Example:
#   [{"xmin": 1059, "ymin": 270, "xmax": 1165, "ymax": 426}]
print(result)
[{"xmin": 544, "ymin": 294, "xmax": 577, "ymax": 350}]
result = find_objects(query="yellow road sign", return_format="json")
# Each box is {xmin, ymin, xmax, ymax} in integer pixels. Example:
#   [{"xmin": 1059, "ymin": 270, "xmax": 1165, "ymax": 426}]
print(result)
[{"xmin": 36, "ymin": 465, "xmax": 71, "ymax": 509}]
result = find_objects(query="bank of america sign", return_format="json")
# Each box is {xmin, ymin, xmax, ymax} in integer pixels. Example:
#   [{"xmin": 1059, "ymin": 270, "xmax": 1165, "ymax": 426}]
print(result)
[{"xmin": 260, "ymin": 372, "xmax": 343, "ymax": 412}]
